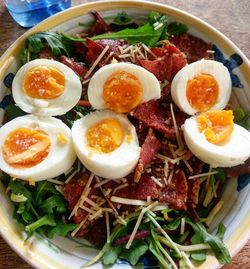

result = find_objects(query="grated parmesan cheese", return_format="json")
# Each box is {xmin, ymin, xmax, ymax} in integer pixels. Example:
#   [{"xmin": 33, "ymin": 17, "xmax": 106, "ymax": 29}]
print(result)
[
  {"xmin": 151, "ymin": 176, "xmax": 163, "ymax": 188},
  {"xmin": 111, "ymin": 196, "xmax": 150, "ymax": 206},
  {"xmin": 188, "ymin": 171, "xmax": 218, "ymax": 180},
  {"xmin": 113, "ymin": 183, "xmax": 129, "ymax": 194},
  {"xmin": 84, "ymin": 46, "xmax": 109, "ymax": 78}
]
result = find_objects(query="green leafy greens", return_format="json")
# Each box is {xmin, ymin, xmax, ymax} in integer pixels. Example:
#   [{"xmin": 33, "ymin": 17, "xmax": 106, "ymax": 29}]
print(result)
[
  {"xmin": 20, "ymin": 31, "xmax": 73, "ymax": 64},
  {"xmin": 3, "ymin": 173, "xmax": 77, "ymax": 238}
]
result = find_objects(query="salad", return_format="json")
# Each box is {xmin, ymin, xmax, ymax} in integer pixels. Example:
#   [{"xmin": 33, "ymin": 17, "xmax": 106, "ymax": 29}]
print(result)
[{"xmin": 1, "ymin": 10, "xmax": 250, "ymax": 269}]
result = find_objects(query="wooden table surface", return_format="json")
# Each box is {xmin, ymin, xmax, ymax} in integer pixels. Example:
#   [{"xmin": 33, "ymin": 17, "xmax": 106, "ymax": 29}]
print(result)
[{"xmin": 0, "ymin": 0, "xmax": 249, "ymax": 268}]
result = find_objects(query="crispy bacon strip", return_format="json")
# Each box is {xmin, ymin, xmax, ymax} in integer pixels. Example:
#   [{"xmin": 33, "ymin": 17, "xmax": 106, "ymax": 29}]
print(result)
[
  {"xmin": 139, "ymin": 43, "xmax": 187, "ymax": 82},
  {"xmin": 132, "ymin": 99, "xmax": 175, "ymax": 137},
  {"xmin": 63, "ymin": 172, "xmax": 100, "ymax": 236},
  {"xmin": 88, "ymin": 11, "xmax": 110, "ymax": 36},
  {"xmin": 134, "ymin": 128, "xmax": 161, "ymax": 182},
  {"xmin": 169, "ymin": 33, "xmax": 213, "ymax": 63},
  {"xmin": 160, "ymin": 169, "xmax": 188, "ymax": 210}
]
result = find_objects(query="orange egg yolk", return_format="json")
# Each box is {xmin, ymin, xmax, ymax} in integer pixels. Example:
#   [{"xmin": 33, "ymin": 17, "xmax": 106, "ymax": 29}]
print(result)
[
  {"xmin": 86, "ymin": 118, "xmax": 124, "ymax": 153},
  {"xmin": 23, "ymin": 65, "xmax": 65, "ymax": 99},
  {"xmin": 186, "ymin": 73, "xmax": 219, "ymax": 111},
  {"xmin": 196, "ymin": 110, "xmax": 234, "ymax": 144},
  {"xmin": 2, "ymin": 128, "xmax": 51, "ymax": 168},
  {"xmin": 103, "ymin": 71, "xmax": 143, "ymax": 113}
]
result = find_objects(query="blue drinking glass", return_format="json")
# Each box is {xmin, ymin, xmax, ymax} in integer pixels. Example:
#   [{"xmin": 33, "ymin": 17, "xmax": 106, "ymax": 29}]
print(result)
[{"xmin": 3, "ymin": 0, "xmax": 71, "ymax": 28}]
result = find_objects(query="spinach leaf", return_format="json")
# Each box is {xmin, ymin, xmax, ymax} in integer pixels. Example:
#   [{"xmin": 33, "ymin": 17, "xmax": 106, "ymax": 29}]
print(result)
[
  {"xmin": 47, "ymin": 223, "xmax": 78, "ymax": 239},
  {"xmin": 90, "ymin": 12, "xmax": 168, "ymax": 47},
  {"xmin": 233, "ymin": 107, "xmax": 250, "ymax": 129},
  {"xmin": 186, "ymin": 218, "xmax": 231, "ymax": 264},
  {"xmin": 120, "ymin": 240, "xmax": 148, "ymax": 265},
  {"xmin": 167, "ymin": 22, "xmax": 188, "ymax": 36}
]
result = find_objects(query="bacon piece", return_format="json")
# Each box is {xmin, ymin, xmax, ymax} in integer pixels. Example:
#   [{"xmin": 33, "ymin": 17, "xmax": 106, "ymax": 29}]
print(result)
[
  {"xmin": 88, "ymin": 11, "xmax": 110, "ymax": 36},
  {"xmin": 58, "ymin": 55, "xmax": 88, "ymax": 78},
  {"xmin": 139, "ymin": 44, "xmax": 187, "ymax": 82},
  {"xmin": 169, "ymin": 33, "xmax": 213, "ymax": 63},
  {"xmin": 131, "ymin": 173, "xmax": 160, "ymax": 200},
  {"xmin": 134, "ymin": 128, "xmax": 161, "ymax": 182},
  {"xmin": 132, "ymin": 99, "xmax": 175, "ymax": 137},
  {"xmin": 160, "ymin": 169, "xmax": 188, "ymax": 210},
  {"xmin": 225, "ymin": 157, "xmax": 250, "ymax": 177},
  {"xmin": 74, "ymin": 41, "xmax": 87, "ymax": 59},
  {"xmin": 63, "ymin": 172, "xmax": 100, "ymax": 236},
  {"xmin": 85, "ymin": 39, "xmax": 105, "ymax": 65},
  {"xmin": 187, "ymin": 179, "xmax": 201, "ymax": 208}
]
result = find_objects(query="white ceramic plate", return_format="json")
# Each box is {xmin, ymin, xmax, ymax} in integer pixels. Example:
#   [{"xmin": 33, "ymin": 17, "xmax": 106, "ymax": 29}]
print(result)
[{"xmin": 0, "ymin": 1, "xmax": 250, "ymax": 269}]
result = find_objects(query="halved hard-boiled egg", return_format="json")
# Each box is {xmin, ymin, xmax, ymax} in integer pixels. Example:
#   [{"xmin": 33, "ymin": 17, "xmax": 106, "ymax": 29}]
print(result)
[
  {"xmin": 88, "ymin": 62, "xmax": 161, "ymax": 113},
  {"xmin": 72, "ymin": 110, "xmax": 140, "ymax": 179},
  {"xmin": 0, "ymin": 115, "xmax": 76, "ymax": 181},
  {"xmin": 12, "ymin": 59, "xmax": 82, "ymax": 116},
  {"xmin": 171, "ymin": 59, "xmax": 231, "ymax": 115},
  {"xmin": 183, "ymin": 110, "xmax": 250, "ymax": 167}
]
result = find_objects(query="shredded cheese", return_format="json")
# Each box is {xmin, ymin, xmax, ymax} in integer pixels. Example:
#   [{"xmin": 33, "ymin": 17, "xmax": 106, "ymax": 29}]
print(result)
[
  {"xmin": 164, "ymin": 160, "xmax": 169, "ymax": 179},
  {"xmin": 183, "ymin": 159, "xmax": 193, "ymax": 173},
  {"xmin": 113, "ymin": 183, "xmax": 129, "ymax": 194},
  {"xmin": 126, "ymin": 201, "xmax": 158, "ymax": 249},
  {"xmin": 55, "ymin": 185, "xmax": 63, "ymax": 195},
  {"xmin": 141, "ymin": 43, "xmax": 157, "ymax": 58},
  {"xmin": 167, "ymin": 170, "xmax": 174, "ymax": 184},
  {"xmin": 47, "ymin": 179, "xmax": 64, "ymax": 185},
  {"xmin": 84, "ymin": 46, "xmax": 109, "ymax": 78},
  {"xmin": 180, "ymin": 217, "xmax": 185, "ymax": 235},
  {"xmin": 170, "ymin": 103, "xmax": 184, "ymax": 151},
  {"xmin": 188, "ymin": 171, "xmax": 218, "ymax": 180},
  {"xmin": 68, "ymin": 173, "xmax": 94, "ymax": 219},
  {"xmin": 89, "ymin": 208, "xmax": 103, "ymax": 220},
  {"xmin": 71, "ymin": 214, "xmax": 89, "ymax": 237},
  {"xmin": 154, "ymin": 22, "xmax": 163, "ymax": 30},
  {"xmin": 111, "ymin": 196, "xmax": 150, "ymax": 206},
  {"xmin": 151, "ymin": 176, "xmax": 163, "ymax": 188},
  {"xmin": 80, "ymin": 205, "xmax": 96, "ymax": 214}
]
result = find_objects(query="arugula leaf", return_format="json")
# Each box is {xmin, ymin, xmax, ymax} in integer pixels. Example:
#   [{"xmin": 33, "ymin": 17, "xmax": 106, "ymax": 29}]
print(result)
[
  {"xmin": 20, "ymin": 32, "xmax": 73, "ymax": 64},
  {"xmin": 167, "ymin": 22, "xmax": 188, "ymax": 36},
  {"xmin": 216, "ymin": 223, "xmax": 226, "ymax": 240},
  {"xmin": 214, "ymin": 168, "xmax": 226, "ymax": 182},
  {"xmin": 40, "ymin": 195, "xmax": 67, "ymax": 214},
  {"xmin": 103, "ymin": 245, "xmax": 122, "ymax": 265},
  {"xmin": 47, "ymin": 223, "xmax": 78, "ymax": 239},
  {"xmin": 5, "ymin": 104, "xmax": 26, "ymax": 121},
  {"xmin": 90, "ymin": 12, "xmax": 168, "ymax": 47},
  {"xmin": 165, "ymin": 217, "xmax": 181, "ymax": 230},
  {"xmin": 25, "ymin": 214, "xmax": 56, "ymax": 233},
  {"xmin": 8, "ymin": 180, "xmax": 33, "ymax": 201},
  {"xmin": 190, "ymin": 233, "xmax": 206, "ymax": 262},
  {"xmin": 186, "ymin": 218, "xmax": 231, "ymax": 264},
  {"xmin": 233, "ymin": 107, "xmax": 250, "ymax": 129},
  {"xmin": 120, "ymin": 240, "xmax": 148, "ymax": 265}
]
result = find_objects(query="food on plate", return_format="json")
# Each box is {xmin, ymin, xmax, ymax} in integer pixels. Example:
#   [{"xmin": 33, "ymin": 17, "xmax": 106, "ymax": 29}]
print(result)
[
  {"xmin": 171, "ymin": 59, "xmax": 232, "ymax": 115},
  {"xmin": 1, "ymin": 10, "xmax": 250, "ymax": 269},
  {"xmin": 72, "ymin": 110, "xmax": 140, "ymax": 178},
  {"xmin": 88, "ymin": 62, "xmax": 161, "ymax": 113},
  {"xmin": 183, "ymin": 110, "xmax": 250, "ymax": 167},
  {"xmin": 12, "ymin": 59, "xmax": 82, "ymax": 116},
  {"xmin": 0, "ymin": 115, "xmax": 76, "ymax": 181}
]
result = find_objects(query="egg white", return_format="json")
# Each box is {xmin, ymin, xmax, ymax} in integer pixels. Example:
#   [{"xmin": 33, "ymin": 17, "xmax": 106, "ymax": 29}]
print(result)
[
  {"xmin": 12, "ymin": 59, "xmax": 82, "ymax": 116},
  {"xmin": 87, "ymin": 62, "xmax": 161, "ymax": 111},
  {"xmin": 72, "ymin": 110, "xmax": 141, "ymax": 179},
  {"xmin": 171, "ymin": 59, "xmax": 232, "ymax": 115},
  {"xmin": 183, "ymin": 116, "xmax": 250, "ymax": 167},
  {"xmin": 0, "ymin": 115, "xmax": 76, "ymax": 181}
]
